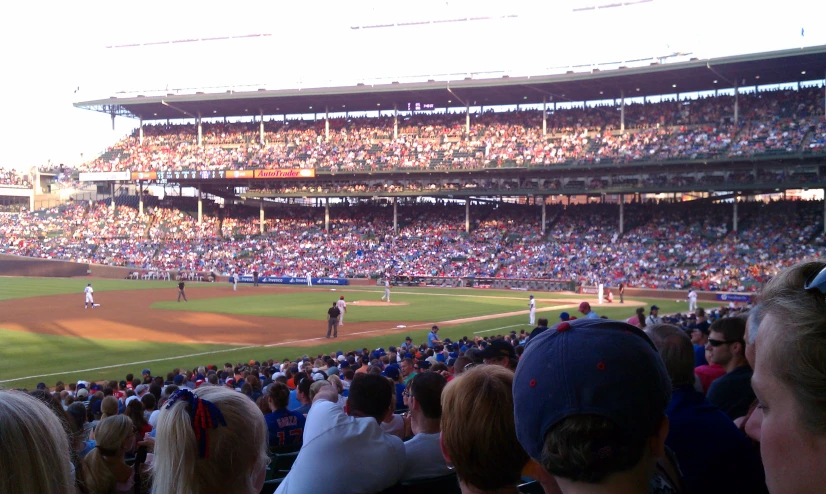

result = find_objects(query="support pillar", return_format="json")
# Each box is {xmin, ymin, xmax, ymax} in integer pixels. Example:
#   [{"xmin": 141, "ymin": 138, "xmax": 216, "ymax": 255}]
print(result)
[
  {"xmin": 138, "ymin": 181, "xmax": 144, "ymax": 216},
  {"xmin": 733, "ymin": 198, "xmax": 739, "ymax": 233},
  {"xmin": 394, "ymin": 104, "xmax": 399, "ymax": 139},
  {"xmin": 197, "ymin": 185, "xmax": 203, "ymax": 225},
  {"xmin": 259, "ymin": 203, "xmax": 265, "ymax": 235},
  {"xmin": 324, "ymin": 197, "xmax": 330, "ymax": 231},
  {"xmin": 620, "ymin": 90, "xmax": 626, "ymax": 132},
  {"xmin": 197, "ymin": 115, "xmax": 203, "ymax": 147},
  {"xmin": 541, "ymin": 197, "xmax": 546, "ymax": 234},
  {"xmin": 29, "ymin": 189, "xmax": 34, "ymax": 210},
  {"xmin": 325, "ymin": 107, "xmax": 330, "ymax": 141},
  {"xmin": 393, "ymin": 197, "xmax": 398, "ymax": 234},
  {"xmin": 466, "ymin": 103, "xmax": 470, "ymax": 134},
  {"xmin": 139, "ymin": 117, "xmax": 144, "ymax": 145},
  {"xmin": 823, "ymin": 189, "xmax": 826, "ymax": 233},
  {"xmin": 110, "ymin": 183, "xmax": 116, "ymax": 211},
  {"xmin": 734, "ymin": 82, "xmax": 739, "ymax": 124},
  {"xmin": 260, "ymin": 111, "xmax": 265, "ymax": 145},
  {"xmin": 465, "ymin": 199, "xmax": 470, "ymax": 233},
  {"xmin": 542, "ymin": 97, "xmax": 547, "ymax": 136},
  {"xmin": 619, "ymin": 195, "xmax": 625, "ymax": 234}
]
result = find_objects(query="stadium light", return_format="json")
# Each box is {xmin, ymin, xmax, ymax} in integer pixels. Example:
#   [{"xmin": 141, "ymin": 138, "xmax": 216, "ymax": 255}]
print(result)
[{"xmin": 802, "ymin": 71, "xmax": 807, "ymax": 75}]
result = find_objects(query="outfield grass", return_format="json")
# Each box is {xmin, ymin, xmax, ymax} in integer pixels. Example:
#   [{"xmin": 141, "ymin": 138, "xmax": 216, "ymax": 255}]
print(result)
[{"xmin": 0, "ymin": 277, "xmax": 704, "ymax": 390}]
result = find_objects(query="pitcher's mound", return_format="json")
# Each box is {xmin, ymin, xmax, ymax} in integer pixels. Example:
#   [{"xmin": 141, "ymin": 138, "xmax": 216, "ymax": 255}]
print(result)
[{"xmin": 351, "ymin": 301, "xmax": 409, "ymax": 307}]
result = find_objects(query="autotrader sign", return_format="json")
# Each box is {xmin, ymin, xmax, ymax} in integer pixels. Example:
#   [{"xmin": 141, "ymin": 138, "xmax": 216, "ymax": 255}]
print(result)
[{"xmin": 254, "ymin": 169, "xmax": 315, "ymax": 179}]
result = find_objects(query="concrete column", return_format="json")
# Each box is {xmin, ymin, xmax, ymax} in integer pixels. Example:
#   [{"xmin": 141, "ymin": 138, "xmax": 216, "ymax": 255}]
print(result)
[
  {"xmin": 138, "ymin": 181, "xmax": 144, "ymax": 216},
  {"xmin": 197, "ymin": 116, "xmax": 203, "ymax": 147},
  {"xmin": 110, "ymin": 183, "xmax": 116, "ymax": 211},
  {"xmin": 619, "ymin": 194, "xmax": 625, "ymax": 234},
  {"xmin": 259, "ymin": 203, "xmax": 265, "ymax": 235},
  {"xmin": 620, "ymin": 90, "xmax": 626, "ymax": 132},
  {"xmin": 541, "ymin": 197, "xmax": 546, "ymax": 234},
  {"xmin": 324, "ymin": 197, "xmax": 330, "ymax": 231},
  {"xmin": 733, "ymin": 198, "xmax": 738, "ymax": 233},
  {"xmin": 466, "ymin": 103, "xmax": 470, "ymax": 134},
  {"xmin": 394, "ymin": 104, "xmax": 398, "ymax": 139},
  {"xmin": 197, "ymin": 185, "xmax": 203, "ymax": 224},
  {"xmin": 325, "ymin": 108, "xmax": 330, "ymax": 141},
  {"xmin": 139, "ymin": 117, "xmax": 144, "ymax": 145},
  {"xmin": 260, "ymin": 112, "xmax": 265, "ymax": 145},
  {"xmin": 734, "ymin": 82, "xmax": 739, "ymax": 124},
  {"xmin": 542, "ymin": 97, "xmax": 547, "ymax": 136},
  {"xmin": 29, "ymin": 189, "xmax": 34, "ymax": 210},
  {"xmin": 393, "ymin": 197, "xmax": 398, "ymax": 234},
  {"xmin": 465, "ymin": 199, "xmax": 470, "ymax": 233}
]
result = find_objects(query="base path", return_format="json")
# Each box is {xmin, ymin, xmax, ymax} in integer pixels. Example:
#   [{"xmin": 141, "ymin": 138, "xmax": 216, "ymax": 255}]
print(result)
[{"xmin": 0, "ymin": 286, "xmax": 410, "ymax": 346}]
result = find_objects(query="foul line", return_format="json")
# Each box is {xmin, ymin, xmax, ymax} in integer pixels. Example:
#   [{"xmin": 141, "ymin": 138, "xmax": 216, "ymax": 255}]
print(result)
[
  {"xmin": 473, "ymin": 324, "xmax": 528, "ymax": 334},
  {"xmin": 0, "ymin": 303, "xmax": 589, "ymax": 385}
]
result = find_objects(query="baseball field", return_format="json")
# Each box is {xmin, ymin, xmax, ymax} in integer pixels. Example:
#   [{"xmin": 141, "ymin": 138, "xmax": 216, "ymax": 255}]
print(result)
[{"xmin": 0, "ymin": 277, "xmax": 700, "ymax": 390}]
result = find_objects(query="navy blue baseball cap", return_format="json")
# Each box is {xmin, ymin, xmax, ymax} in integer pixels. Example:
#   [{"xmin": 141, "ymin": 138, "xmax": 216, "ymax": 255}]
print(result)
[
  {"xmin": 382, "ymin": 364, "xmax": 401, "ymax": 379},
  {"xmin": 559, "ymin": 312, "xmax": 570, "ymax": 321},
  {"xmin": 513, "ymin": 318, "xmax": 671, "ymax": 461}
]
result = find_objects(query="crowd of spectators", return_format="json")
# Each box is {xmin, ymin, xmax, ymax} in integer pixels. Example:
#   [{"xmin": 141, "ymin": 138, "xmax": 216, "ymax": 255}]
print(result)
[
  {"xmin": 0, "ymin": 166, "xmax": 31, "ymax": 187},
  {"xmin": 73, "ymin": 87, "xmax": 825, "ymax": 174},
  {"xmin": 1, "ymin": 197, "xmax": 824, "ymax": 291},
  {"xmin": 5, "ymin": 260, "xmax": 826, "ymax": 493}
]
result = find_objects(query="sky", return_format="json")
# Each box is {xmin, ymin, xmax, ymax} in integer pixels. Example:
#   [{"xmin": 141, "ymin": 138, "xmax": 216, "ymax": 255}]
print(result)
[{"xmin": 0, "ymin": 0, "xmax": 824, "ymax": 170}]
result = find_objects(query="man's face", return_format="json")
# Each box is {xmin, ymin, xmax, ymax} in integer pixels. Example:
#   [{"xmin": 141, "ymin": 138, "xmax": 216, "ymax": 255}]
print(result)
[
  {"xmin": 401, "ymin": 361, "xmax": 412, "ymax": 376},
  {"xmin": 689, "ymin": 329, "xmax": 702, "ymax": 345},
  {"xmin": 706, "ymin": 330, "xmax": 734, "ymax": 366}
]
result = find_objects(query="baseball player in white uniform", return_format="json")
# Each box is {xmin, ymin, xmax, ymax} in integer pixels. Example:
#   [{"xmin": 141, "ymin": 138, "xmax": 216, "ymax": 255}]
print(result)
[
  {"xmin": 232, "ymin": 272, "xmax": 238, "ymax": 291},
  {"xmin": 337, "ymin": 296, "xmax": 347, "ymax": 325},
  {"xmin": 528, "ymin": 295, "xmax": 536, "ymax": 325},
  {"xmin": 306, "ymin": 270, "xmax": 313, "ymax": 287},
  {"xmin": 84, "ymin": 283, "xmax": 95, "ymax": 309},
  {"xmin": 381, "ymin": 279, "xmax": 391, "ymax": 302},
  {"xmin": 687, "ymin": 289, "xmax": 698, "ymax": 313}
]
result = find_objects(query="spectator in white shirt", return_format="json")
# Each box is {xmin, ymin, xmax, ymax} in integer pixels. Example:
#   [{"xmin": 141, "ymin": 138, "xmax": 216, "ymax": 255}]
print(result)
[
  {"xmin": 276, "ymin": 373, "xmax": 405, "ymax": 494},
  {"xmin": 402, "ymin": 372, "xmax": 451, "ymax": 482}
]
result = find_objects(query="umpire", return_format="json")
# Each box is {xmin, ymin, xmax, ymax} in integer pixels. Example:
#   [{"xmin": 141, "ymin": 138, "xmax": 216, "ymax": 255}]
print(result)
[
  {"xmin": 326, "ymin": 302, "xmax": 341, "ymax": 339},
  {"xmin": 253, "ymin": 269, "xmax": 259, "ymax": 287},
  {"xmin": 177, "ymin": 280, "xmax": 187, "ymax": 302}
]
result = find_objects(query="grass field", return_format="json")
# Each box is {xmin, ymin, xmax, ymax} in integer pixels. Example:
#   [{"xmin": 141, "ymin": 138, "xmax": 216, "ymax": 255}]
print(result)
[{"xmin": 0, "ymin": 278, "xmax": 703, "ymax": 390}]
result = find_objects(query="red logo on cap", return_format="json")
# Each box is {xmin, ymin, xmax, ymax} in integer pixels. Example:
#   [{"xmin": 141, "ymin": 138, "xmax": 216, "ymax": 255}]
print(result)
[
  {"xmin": 529, "ymin": 379, "xmax": 537, "ymax": 387},
  {"xmin": 557, "ymin": 322, "xmax": 571, "ymax": 332},
  {"xmin": 597, "ymin": 362, "xmax": 606, "ymax": 371}
]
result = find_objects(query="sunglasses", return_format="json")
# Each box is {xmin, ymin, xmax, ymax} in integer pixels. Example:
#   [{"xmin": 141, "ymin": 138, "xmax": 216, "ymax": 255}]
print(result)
[
  {"xmin": 708, "ymin": 338, "xmax": 742, "ymax": 347},
  {"xmin": 804, "ymin": 265, "xmax": 826, "ymax": 293}
]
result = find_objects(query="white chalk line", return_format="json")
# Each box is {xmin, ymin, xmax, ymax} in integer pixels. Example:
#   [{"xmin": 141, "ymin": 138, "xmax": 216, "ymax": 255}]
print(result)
[
  {"xmin": 0, "ymin": 303, "xmax": 582, "ymax": 384},
  {"xmin": 473, "ymin": 324, "xmax": 528, "ymax": 334}
]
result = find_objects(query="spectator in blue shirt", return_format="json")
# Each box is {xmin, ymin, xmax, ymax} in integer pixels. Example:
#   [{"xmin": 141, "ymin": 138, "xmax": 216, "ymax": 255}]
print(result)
[
  {"xmin": 427, "ymin": 325, "xmax": 442, "ymax": 348},
  {"xmin": 265, "ymin": 382, "xmax": 306, "ymax": 449}
]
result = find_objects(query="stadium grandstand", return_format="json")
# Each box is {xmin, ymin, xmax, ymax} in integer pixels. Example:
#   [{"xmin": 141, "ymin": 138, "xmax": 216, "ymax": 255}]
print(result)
[{"xmin": 4, "ymin": 41, "xmax": 826, "ymax": 494}]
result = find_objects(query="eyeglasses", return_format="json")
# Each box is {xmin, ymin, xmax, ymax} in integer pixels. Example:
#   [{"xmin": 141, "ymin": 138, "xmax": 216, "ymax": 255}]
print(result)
[
  {"xmin": 403, "ymin": 390, "xmax": 410, "ymax": 397},
  {"xmin": 804, "ymin": 265, "xmax": 826, "ymax": 293},
  {"xmin": 708, "ymin": 338, "xmax": 743, "ymax": 347}
]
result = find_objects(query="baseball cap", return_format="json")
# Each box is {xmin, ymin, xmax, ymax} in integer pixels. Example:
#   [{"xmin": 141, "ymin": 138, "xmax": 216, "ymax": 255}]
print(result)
[
  {"xmin": 312, "ymin": 372, "xmax": 326, "ymax": 382},
  {"xmin": 326, "ymin": 367, "xmax": 340, "ymax": 377},
  {"xmin": 651, "ymin": 305, "xmax": 660, "ymax": 310},
  {"xmin": 578, "ymin": 302, "xmax": 591, "ymax": 312},
  {"xmin": 195, "ymin": 379, "xmax": 205, "ymax": 388},
  {"xmin": 142, "ymin": 369, "xmax": 151, "ymax": 376},
  {"xmin": 513, "ymin": 318, "xmax": 671, "ymax": 461},
  {"xmin": 382, "ymin": 365, "xmax": 401, "ymax": 380},
  {"xmin": 478, "ymin": 340, "xmax": 517, "ymax": 360},
  {"xmin": 134, "ymin": 384, "xmax": 148, "ymax": 395},
  {"xmin": 36, "ymin": 382, "xmax": 47, "ymax": 390},
  {"xmin": 559, "ymin": 312, "xmax": 570, "ymax": 321},
  {"xmin": 173, "ymin": 375, "xmax": 185, "ymax": 385},
  {"xmin": 340, "ymin": 295, "xmax": 345, "ymax": 299},
  {"xmin": 125, "ymin": 395, "xmax": 139, "ymax": 407},
  {"xmin": 76, "ymin": 388, "xmax": 89, "ymax": 398}
]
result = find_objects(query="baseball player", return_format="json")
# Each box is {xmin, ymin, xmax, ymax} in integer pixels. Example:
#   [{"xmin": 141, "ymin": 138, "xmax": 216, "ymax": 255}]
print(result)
[
  {"xmin": 687, "ymin": 288, "xmax": 698, "ymax": 312},
  {"xmin": 232, "ymin": 271, "xmax": 238, "ymax": 291},
  {"xmin": 306, "ymin": 270, "xmax": 313, "ymax": 287},
  {"xmin": 337, "ymin": 296, "xmax": 347, "ymax": 326},
  {"xmin": 528, "ymin": 295, "xmax": 536, "ymax": 325},
  {"xmin": 380, "ymin": 278, "xmax": 391, "ymax": 302},
  {"xmin": 84, "ymin": 283, "xmax": 95, "ymax": 309}
]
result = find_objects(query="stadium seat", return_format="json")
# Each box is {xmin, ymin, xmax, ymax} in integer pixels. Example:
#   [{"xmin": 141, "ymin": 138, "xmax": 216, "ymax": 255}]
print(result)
[
  {"xmin": 265, "ymin": 451, "xmax": 299, "ymax": 480},
  {"xmin": 259, "ymin": 477, "xmax": 283, "ymax": 494},
  {"xmin": 376, "ymin": 473, "xmax": 461, "ymax": 494}
]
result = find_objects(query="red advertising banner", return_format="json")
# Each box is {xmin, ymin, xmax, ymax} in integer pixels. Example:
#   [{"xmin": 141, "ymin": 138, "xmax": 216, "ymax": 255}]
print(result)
[{"xmin": 254, "ymin": 169, "xmax": 316, "ymax": 179}]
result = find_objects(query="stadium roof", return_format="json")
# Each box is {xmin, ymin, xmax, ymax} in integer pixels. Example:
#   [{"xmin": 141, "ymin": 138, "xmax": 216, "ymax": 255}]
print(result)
[{"xmin": 75, "ymin": 45, "xmax": 826, "ymax": 121}]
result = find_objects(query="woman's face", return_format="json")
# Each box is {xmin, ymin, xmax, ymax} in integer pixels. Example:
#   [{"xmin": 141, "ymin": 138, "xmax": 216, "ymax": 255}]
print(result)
[{"xmin": 753, "ymin": 314, "xmax": 826, "ymax": 494}]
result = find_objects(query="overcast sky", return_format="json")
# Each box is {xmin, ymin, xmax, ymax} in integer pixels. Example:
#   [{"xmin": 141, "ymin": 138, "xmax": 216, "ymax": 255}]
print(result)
[{"xmin": 1, "ymin": 0, "xmax": 824, "ymax": 170}]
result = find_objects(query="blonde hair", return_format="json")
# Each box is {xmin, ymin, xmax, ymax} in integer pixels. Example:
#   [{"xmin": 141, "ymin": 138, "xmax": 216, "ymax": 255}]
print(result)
[
  {"xmin": 440, "ymin": 365, "xmax": 529, "ymax": 491},
  {"xmin": 152, "ymin": 386, "xmax": 268, "ymax": 494},
  {"xmin": 83, "ymin": 414, "xmax": 133, "ymax": 494},
  {"xmin": 309, "ymin": 380, "xmax": 331, "ymax": 401},
  {"xmin": 327, "ymin": 374, "xmax": 344, "ymax": 394},
  {"xmin": 100, "ymin": 396, "xmax": 118, "ymax": 419},
  {"xmin": 0, "ymin": 391, "xmax": 74, "ymax": 494},
  {"xmin": 758, "ymin": 260, "xmax": 826, "ymax": 433}
]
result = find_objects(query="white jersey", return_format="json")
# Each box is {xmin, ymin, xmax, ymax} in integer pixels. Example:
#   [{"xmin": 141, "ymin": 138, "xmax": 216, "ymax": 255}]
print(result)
[
  {"xmin": 688, "ymin": 291, "xmax": 697, "ymax": 302},
  {"xmin": 529, "ymin": 299, "xmax": 536, "ymax": 310},
  {"xmin": 84, "ymin": 286, "xmax": 94, "ymax": 296},
  {"xmin": 385, "ymin": 281, "xmax": 390, "ymax": 290},
  {"xmin": 337, "ymin": 300, "xmax": 347, "ymax": 312}
]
